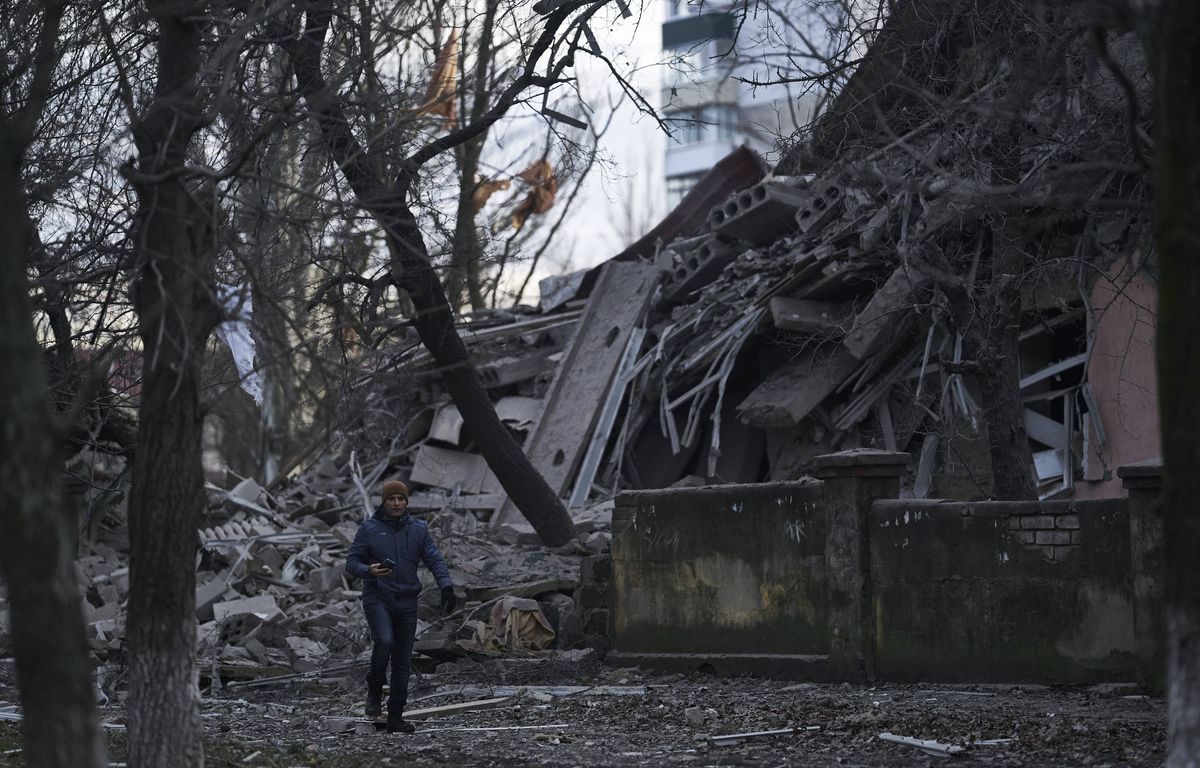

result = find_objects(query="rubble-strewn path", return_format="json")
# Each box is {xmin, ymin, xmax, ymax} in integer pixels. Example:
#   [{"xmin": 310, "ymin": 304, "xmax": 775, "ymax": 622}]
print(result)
[{"xmin": 14, "ymin": 667, "xmax": 1159, "ymax": 767}]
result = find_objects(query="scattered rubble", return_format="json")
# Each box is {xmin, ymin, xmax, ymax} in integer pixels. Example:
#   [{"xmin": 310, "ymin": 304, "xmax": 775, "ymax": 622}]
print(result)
[{"xmin": 0, "ymin": 669, "xmax": 1162, "ymax": 766}]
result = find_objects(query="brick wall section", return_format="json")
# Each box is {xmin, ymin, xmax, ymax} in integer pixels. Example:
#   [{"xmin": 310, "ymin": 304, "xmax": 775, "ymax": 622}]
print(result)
[
  {"xmin": 1001, "ymin": 502, "xmax": 1086, "ymax": 561},
  {"xmin": 870, "ymin": 498, "xmax": 1142, "ymax": 684}
]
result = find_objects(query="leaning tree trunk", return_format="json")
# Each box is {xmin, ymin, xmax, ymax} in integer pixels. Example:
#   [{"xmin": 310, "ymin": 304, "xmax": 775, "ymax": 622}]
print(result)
[
  {"xmin": 0, "ymin": 131, "xmax": 106, "ymax": 768},
  {"xmin": 123, "ymin": 2, "xmax": 214, "ymax": 765},
  {"xmin": 286, "ymin": 1, "xmax": 577, "ymax": 546},
  {"xmin": 1155, "ymin": 0, "xmax": 1200, "ymax": 762}
]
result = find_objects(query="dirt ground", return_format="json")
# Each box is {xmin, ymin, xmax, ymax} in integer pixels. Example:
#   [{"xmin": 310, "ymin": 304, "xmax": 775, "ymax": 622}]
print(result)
[{"xmin": 5, "ymin": 659, "xmax": 1163, "ymax": 768}]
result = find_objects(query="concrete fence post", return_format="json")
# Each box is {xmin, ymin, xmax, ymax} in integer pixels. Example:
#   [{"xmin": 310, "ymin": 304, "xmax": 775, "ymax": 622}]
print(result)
[
  {"xmin": 1118, "ymin": 458, "xmax": 1164, "ymax": 692},
  {"xmin": 813, "ymin": 449, "xmax": 909, "ymax": 682}
]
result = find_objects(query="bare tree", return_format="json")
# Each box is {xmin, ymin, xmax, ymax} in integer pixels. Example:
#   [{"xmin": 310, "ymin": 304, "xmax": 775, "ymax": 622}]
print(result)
[
  {"xmin": 0, "ymin": 0, "xmax": 106, "ymax": 764},
  {"xmin": 120, "ymin": 0, "xmax": 260, "ymax": 760},
  {"xmin": 279, "ymin": 0, "xmax": 646, "ymax": 545}
]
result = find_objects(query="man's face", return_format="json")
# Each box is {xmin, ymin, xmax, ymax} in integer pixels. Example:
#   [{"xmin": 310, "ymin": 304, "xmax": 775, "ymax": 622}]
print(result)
[{"xmin": 384, "ymin": 494, "xmax": 408, "ymax": 517}]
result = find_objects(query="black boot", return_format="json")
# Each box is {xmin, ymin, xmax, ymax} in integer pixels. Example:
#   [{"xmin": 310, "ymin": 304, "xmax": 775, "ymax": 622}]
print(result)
[
  {"xmin": 365, "ymin": 686, "xmax": 383, "ymax": 718},
  {"xmin": 386, "ymin": 711, "xmax": 415, "ymax": 733}
]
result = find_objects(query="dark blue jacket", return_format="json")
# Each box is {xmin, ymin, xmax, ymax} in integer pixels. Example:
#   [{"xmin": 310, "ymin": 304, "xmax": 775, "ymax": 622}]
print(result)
[{"xmin": 345, "ymin": 508, "xmax": 452, "ymax": 600}]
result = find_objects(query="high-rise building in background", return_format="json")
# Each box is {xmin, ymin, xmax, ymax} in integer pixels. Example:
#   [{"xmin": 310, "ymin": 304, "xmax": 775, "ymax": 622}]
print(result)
[{"xmin": 660, "ymin": 0, "xmax": 820, "ymax": 209}]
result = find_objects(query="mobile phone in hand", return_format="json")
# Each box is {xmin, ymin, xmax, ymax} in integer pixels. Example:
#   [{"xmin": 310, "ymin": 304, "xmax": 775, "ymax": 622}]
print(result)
[{"xmin": 381, "ymin": 558, "xmax": 396, "ymax": 570}]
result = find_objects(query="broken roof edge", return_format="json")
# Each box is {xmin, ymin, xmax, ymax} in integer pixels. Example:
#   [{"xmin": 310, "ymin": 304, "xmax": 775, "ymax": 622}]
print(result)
[{"xmin": 575, "ymin": 145, "xmax": 769, "ymax": 300}]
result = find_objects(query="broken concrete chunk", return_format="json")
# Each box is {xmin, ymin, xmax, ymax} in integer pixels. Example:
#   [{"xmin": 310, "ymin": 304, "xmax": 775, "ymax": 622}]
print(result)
[
  {"xmin": 195, "ymin": 572, "xmax": 235, "ymax": 622},
  {"xmin": 494, "ymin": 396, "xmax": 542, "ymax": 431},
  {"xmin": 410, "ymin": 444, "xmax": 501, "ymax": 495},
  {"xmin": 230, "ymin": 477, "xmax": 263, "ymax": 504},
  {"xmin": 737, "ymin": 346, "xmax": 859, "ymax": 428},
  {"xmin": 305, "ymin": 566, "xmax": 343, "ymax": 593},
  {"xmin": 323, "ymin": 717, "xmax": 357, "ymax": 734},
  {"xmin": 213, "ymin": 594, "xmax": 283, "ymax": 622},
  {"xmin": 709, "ymin": 181, "xmax": 809, "ymax": 245},
  {"xmin": 843, "ymin": 267, "xmax": 924, "ymax": 360},
  {"xmin": 428, "ymin": 403, "xmax": 465, "ymax": 445}
]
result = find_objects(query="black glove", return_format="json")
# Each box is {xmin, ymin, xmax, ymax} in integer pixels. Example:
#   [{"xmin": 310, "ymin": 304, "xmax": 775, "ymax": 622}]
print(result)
[{"xmin": 440, "ymin": 586, "xmax": 457, "ymax": 613}]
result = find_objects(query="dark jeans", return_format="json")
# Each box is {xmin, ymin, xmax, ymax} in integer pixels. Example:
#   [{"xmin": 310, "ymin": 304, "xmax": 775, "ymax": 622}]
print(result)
[{"xmin": 362, "ymin": 593, "xmax": 419, "ymax": 714}]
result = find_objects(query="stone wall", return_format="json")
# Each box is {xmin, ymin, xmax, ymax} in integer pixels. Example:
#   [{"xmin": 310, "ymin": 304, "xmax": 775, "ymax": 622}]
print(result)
[
  {"xmin": 870, "ymin": 498, "xmax": 1139, "ymax": 683},
  {"xmin": 606, "ymin": 452, "xmax": 1164, "ymax": 687},
  {"xmin": 609, "ymin": 479, "xmax": 833, "ymax": 677}
]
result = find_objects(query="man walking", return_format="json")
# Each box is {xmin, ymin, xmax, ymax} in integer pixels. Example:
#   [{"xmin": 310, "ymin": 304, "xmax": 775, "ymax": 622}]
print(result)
[{"xmin": 346, "ymin": 480, "xmax": 456, "ymax": 733}]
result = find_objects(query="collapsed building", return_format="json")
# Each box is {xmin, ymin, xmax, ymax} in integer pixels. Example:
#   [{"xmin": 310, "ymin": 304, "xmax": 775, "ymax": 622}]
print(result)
[{"xmin": 0, "ymin": 3, "xmax": 1163, "ymax": 702}]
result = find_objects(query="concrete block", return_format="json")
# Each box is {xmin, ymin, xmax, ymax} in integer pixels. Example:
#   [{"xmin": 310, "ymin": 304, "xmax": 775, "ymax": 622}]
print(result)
[
  {"xmin": 195, "ymin": 573, "xmax": 233, "ymax": 622},
  {"xmin": 581, "ymin": 555, "xmax": 613, "ymax": 583},
  {"xmin": 213, "ymin": 594, "xmax": 283, "ymax": 622},
  {"xmin": 842, "ymin": 267, "xmax": 924, "ymax": 360},
  {"xmin": 709, "ymin": 181, "xmax": 809, "ymax": 245},
  {"xmin": 794, "ymin": 183, "xmax": 844, "ymax": 235},
  {"xmin": 1035, "ymin": 530, "xmax": 1071, "ymax": 546},
  {"xmin": 306, "ymin": 566, "xmax": 343, "ymax": 593},
  {"xmin": 662, "ymin": 239, "xmax": 739, "ymax": 304},
  {"xmin": 324, "ymin": 717, "xmax": 356, "ymax": 734},
  {"xmin": 1021, "ymin": 515, "xmax": 1056, "ymax": 530},
  {"xmin": 737, "ymin": 346, "xmax": 859, "ymax": 428},
  {"xmin": 1056, "ymin": 514, "xmax": 1080, "ymax": 529}
]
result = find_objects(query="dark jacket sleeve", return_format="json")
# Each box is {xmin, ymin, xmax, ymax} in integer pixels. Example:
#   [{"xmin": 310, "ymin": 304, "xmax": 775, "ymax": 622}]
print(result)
[
  {"xmin": 345, "ymin": 522, "xmax": 372, "ymax": 579},
  {"xmin": 419, "ymin": 525, "xmax": 452, "ymax": 589}
]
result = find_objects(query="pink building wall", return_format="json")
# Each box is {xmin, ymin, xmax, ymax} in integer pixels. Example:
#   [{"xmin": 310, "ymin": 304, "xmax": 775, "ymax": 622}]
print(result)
[{"xmin": 1074, "ymin": 256, "xmax": 1161, "ymax": 500}]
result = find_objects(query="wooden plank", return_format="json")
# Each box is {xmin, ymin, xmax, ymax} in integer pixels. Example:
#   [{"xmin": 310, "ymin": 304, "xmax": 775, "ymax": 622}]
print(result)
[
  {"xmin": 736, "ymin": 345, "xmax": 859, "ymax": 428},
  {"xmin": 399, "ymin": 697, "xmax": 512, "ymax": 720},
  {"xmin": 494, "ymin": 262, "xmax": 659, "ymax": 525}
]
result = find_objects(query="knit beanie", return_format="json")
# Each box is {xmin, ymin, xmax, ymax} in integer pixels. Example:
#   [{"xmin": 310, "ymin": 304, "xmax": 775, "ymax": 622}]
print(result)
[{"xmin": 381, "ymin": 480, "xmax": 410, "ymax": 501}]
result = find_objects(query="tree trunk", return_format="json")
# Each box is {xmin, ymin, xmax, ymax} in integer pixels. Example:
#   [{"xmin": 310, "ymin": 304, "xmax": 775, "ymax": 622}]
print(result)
[
  {"xmin": 975, "ymin": 200, "xmax": 1036, "ymax": 500},
  {"xmin": 123, "ymin": 3, "xmax": 214, "ymax": 765},
  {"xmin": 1154, "ymin": 0, "xmax": 1200, "ymax": 761},
  {"xmin": 287, "ymin": 3, "xmax": 577, "ymax": 546},
  {"xmin": 451, "ymin": 141, "xmax": 487, "ymax": 311},
  {"xmin": 0, "ymin": 134, "xmax": 106, "ymax": 768},
  {"xmin": 975, "ymin": 89, "xmax": 1036, "ymax": 500},
  {"xmin": 385, "ymin": 199, "xmax": 578, "ymax": 545}
]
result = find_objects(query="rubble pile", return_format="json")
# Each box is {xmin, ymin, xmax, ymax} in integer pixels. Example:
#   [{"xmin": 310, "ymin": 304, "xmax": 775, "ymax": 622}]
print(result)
[
  {"xmin": 334, "ymin": 32, "xmax": 1153, "ymax": 510},
  {"xmin": 0, "ymin": 443, "xmax": 611, "ymax": 702},
  {"xmin": 610, "ymin": 41, "xmax": 1152, "ymax": 499}
]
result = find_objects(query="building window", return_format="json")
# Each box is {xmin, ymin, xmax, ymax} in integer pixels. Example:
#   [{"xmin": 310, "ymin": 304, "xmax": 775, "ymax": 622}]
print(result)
[
  {"xmin": 666, "ymin": 173, "xmax": 704, "ymax": 209},
  {"xmin": 665, "ymin": 104, "xmax": 737, "ymax": 146}
]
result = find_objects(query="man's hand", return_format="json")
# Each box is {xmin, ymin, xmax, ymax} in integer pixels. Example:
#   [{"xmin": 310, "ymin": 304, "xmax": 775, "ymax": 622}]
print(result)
[
  {"xmin": 440, "ymin": 586, "xmax": 457, "ymax": 613},
  {"xmin": 368, "ymin": 563, "xmax": 392, "ymax": 577}
]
